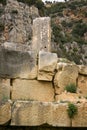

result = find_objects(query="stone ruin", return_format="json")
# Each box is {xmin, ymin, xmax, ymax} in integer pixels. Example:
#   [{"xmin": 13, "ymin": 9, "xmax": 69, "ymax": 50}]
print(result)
[{"xmin": 0, "ymin": 17, "xmax": 87, "ymax": 127}]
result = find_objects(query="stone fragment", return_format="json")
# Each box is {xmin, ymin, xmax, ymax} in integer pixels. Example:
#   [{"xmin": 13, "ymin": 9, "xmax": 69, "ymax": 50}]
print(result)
[
  {"xmin": 54, "ymin": 64, "xmax": 78, "ymax": 94},
  {"xmin": 0, "ymin": 42, "xmax": 37, "ymax": 79},
  {"xmin": 78, "ymin": 75, "xmax": 87, "ymax": 96},
  {"xmin": 12, "ymin": 79, "xmax": 54, "ymax": 102},
  {"xmin": 38, "ymin": 51, "xmax": 57, "ymax": 81},
  {"xmin": 78, "ymin": 65, "xmax": 87, "ymax": 75},
  {"xmin": 32, "ymin": 17, "xmax": 51, "ymax": 52},
  {"xmin": 11, "ymin": 101, "xmax": 70, "ymax": 127},
  {"xmin": 0, "ymin": 79, "xmax": 10, "ymax": 103},
  {"xmin": 0, "ymin": 102, "xmax": 11, "ymax": 125},
  {"xmin": 72, "ymin": 103, "xmax": 87, "ymax": 127}
]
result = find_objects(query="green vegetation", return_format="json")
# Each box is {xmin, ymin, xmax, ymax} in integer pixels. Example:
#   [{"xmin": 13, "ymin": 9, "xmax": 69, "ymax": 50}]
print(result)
[
  {"xmin": 72, "ymin": 23, "xmax": 87, "ymax": 37},
  {"xmin": 0, "ymin": 0, "xmax": 6, "ymax": 5},
  {"xmin": 67, "ymin": 103, "xmax": 78, "ymax": 118},
  {"xmin": 65, "ymin": 84, "xmax": 77, "ymax": 93}
]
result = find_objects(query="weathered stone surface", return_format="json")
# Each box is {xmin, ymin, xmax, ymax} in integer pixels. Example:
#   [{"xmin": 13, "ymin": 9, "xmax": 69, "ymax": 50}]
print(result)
[
  {"xmin": 55, "ymin": 92, "xmax": 86, "ymax": 103},
  {"xmin": 12, "ymin": 79, "xmax": 54, "ymax": 102},
  {"xmin": 72, "ymin": 103, "xmax": 87, "ymax": 127},
  {"xmin": 0, "ymin": 42, "xmax": 37, "ymax": 79},
  {"xmin": 1, "ymin": 0, "xmax": 39, "ymax": 44},
  {"xmin": 78, "ymin": 65, "xmax": 87, "ymax": 75},
  {"xmin": 11, "ymin": 101, "xmax": 70, "ymax": 126},
  {"xmin": 54, "ymin": 64, "xmax": 78, "ymax": 94},
  {"xmin": 0, "ymin": 102, "xmax": 11, "ymax": 125},
  {"xmin": 32, "ymin": 17, "xmax": 51, "ymax": 52},
  {"xmin": 38, "ymin": 51, "xmax": 57, "ymax": 81},
  {"xmin": 78, "ymin": 75, "xmax": 87, "ymax": 96},
  {"xmin": 0, "ymin": 79, "xmax": 10, "ymax": 103}
]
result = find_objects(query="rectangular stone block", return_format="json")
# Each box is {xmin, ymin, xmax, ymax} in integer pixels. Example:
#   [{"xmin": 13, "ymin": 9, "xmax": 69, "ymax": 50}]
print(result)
[
  {"xmin": 0, "ymin": 102, "xmax": 11, "ymax": 125},
  {"xmin": 11, "ymin": 101, "xmax": 70, "ymax": 127},
  {"xmin": 12, "ymin": 79, "xmax": 54, "ymax": 102},
  {"xmin": 0, "ymin": 42, "xmax": 37, "ymax": 79},
  {"xmin": 0, "ymin": 79, "xmax": 10, "ymax": 103},
  {"xmin": 38, "ymin": 51, "xmax": 57, "ymax": 81},
  {"xmin": 32, "ymin": 17, "xmax": 51, "ymax": 52},
  {"xmin": 72, "ymin": 103, "xmax": 87, "ymax": 127}
]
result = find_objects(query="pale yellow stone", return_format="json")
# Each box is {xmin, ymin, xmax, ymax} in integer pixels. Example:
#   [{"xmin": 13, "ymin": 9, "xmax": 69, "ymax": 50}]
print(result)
[
  {"xmin": 38, "ymin": 51, "xmax": 57, "ymax": 81},
  {"xmin": 78, "ymin": 75, "xmax": 87, "ymax": 96},
  {"xmin": 72, "ymin": 103, "xmax": 87, "ymax": 127},
  {"xmin": 12, "ymin": 79, "xmax": 54, "ymax": 102},
  {"xmin": 11, "ymin": 101, "xmax": 70, "ymax": 127},
  {"xmin": 0, "ymin": 102, "xmax": 11, "ymax": 125},
  {"xmin": 54, "ymin": 64, "xmax": 78, "ymax": 94}
]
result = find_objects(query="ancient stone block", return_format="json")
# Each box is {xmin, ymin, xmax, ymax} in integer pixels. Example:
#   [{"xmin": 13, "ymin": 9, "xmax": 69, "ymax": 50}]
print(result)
[
  {"xmin": 54, "ymin": 64, "xmax": 78, "ymax": 94},
  {"xmin": 38, "ymin": 51, "xmax": 57, "ymax": 81},
  {"xmin": 0, "ymin": 79, "xmax": 10, "ymax": 103},
  {"xmin": 11, "ymin": 101, "xmax": 70, "ymax": 127},
  {"xmin": 0, "ymin": 102, "xmax": 11, "ymax": 125},
  {"xmin": 32, "ymin": 17, "xmax": 51, "ymax": 52},
  {"xmin": 55, "ymin": 92, "xmax": 86, "ymax": 102},
  {"xmin": 72, "ymin": 103, "xmax": 87, "ymax": 127},
  {"xmin": 12, "ymin": 79, "xmax": 54, "ymax": 102},
  {"xmin": 0, "ymin": 42, "xmax": 37, "ymax": 79},
  {"xmin": 78, "ymin": 65, "xmax": 87, "ymax": 75},
  {"xmin": 78, "ymin": 75, "xmax": 87, "ymax": 96}
]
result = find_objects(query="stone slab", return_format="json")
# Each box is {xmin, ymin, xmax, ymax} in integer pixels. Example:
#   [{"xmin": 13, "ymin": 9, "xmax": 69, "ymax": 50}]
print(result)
[
  {"xmin": 0, "ymin": 102, "xmax": 11, "ymax": 125},
  {"xmin": 38, "ymin": 51, "xmax": 57, "ymax": 81},
  {"xmin": 0, "ymin": 42, "xmax": 37, "ymax": 79},
  {"xmin": 72, "ymin": 103, "xmax": 87, "ymax": 127},
  {"xmin": 11, "ymin": 101, "xmax": 70, "ymax": 127},
  {"xmin": 12, "ymin": 79, "xmax": 54, "ymax": 102},
  {"xmin": 54, "ymin": 64, "xmax": 78, "ymax": 94},
  {"xmin": 32, "ymin": 17, "xmax": 51, "ymax": 52}
]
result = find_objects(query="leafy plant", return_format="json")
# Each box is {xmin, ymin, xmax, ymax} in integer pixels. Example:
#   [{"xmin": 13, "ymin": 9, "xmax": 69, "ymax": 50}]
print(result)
[
  {"xmin": 67, "ymin": 103, "xmax": 78, "ymax": 118},
  {"xmin": 65, "ymin": 84, "xmax": 77, "ymax": 93}
]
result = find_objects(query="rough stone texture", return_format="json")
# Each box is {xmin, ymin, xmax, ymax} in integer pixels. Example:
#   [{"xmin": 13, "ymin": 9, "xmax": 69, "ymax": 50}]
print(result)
[
  {"xmin": 78, "ymin": 65, "xmax": 87, "ymax": 75},
  {"xmin": 55, "ymin": 92, "xmax": 86, "ymax": 103},
  {"xmin": 0, "ymin": 0, "xmax": 39, "ymax": 44},
  {"xmin": 0, "ymin": 42, "xmax": 37, "ymax": 79},
  {"xmin": 11, "ymin": 101, "xmax": 70, "ymax": 127},
  {"xmin": 72, "ymin": 103, "xmax": 87, "ymax": 127},
  {"xmin": 0, "ymin": 79, "xmax": 10, "ymax": 103},
  {"xmin": 78, "ymin": 75, "xmax": 87, "ymax": 96},
  {"xmin": 0, "ymin": 102, "xmax": 11, "ymax": 125},
  {"xmin": 32, "ymin": 17, "xmax": 51, "ymax": 52},
  {"xmin": 38, "ymin": 51, "xmax": 57, "ymax": 81},
  {"xmin": 54, "ymin": 64, "xmax": 78, "ymax": 94},
  {"xmin": 12, "ymin": 79, "xmax": 54, "ymax": 102}
]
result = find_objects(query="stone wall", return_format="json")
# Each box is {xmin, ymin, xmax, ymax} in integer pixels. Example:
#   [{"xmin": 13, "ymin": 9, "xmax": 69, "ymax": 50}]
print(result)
[
  {"xmin": 0, "ymin": 17, "xmax": 87, "ymax": 128},
  {"xmin": 0, "ymin": 42, "xmax": 87, "ymax": 127}
]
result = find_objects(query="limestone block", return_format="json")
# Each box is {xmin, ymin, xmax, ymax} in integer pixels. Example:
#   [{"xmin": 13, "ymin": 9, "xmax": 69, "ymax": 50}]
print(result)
[
  {"xmin": 0, "ymin": 79, "xmax": 10, "ymax": 103},
  {"xmin": 55, "ymin": 92, "xmax": 86, "ymax": 103},
  {"xmin": 78, "ymin": 75, "xmax": 87, "ymax": 96},
  {"xmin": 72, "ymin": 103, "xmax": 87, "ymax": 127},
  {"xmin": 32, "ymin": 17, "xmax": 51, "ymax": 52},
  {"xmin": 54, "ymin": 64, "xmax": 78, "ymax": 94},
  {"xmin": 0, "ymin": 102, "xmax": 11, "ymax": 125},
  {"xmin": 0, "ymin": 42, "xmax": 37, "ymax": 79},
  {"xmin": 78, "ymin": 65, "xmax": 87, "ymax": 75},
  {"xmin": 12, "ymin": 79, "xmax": 54, "ymax": 102},
  {"xmin": 38, "ymin": 51, "xmax": 58, "ymax": 81},
  {"xmin": 11, "ymin": 101, "xmax": 70, "ymax": 126}
]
